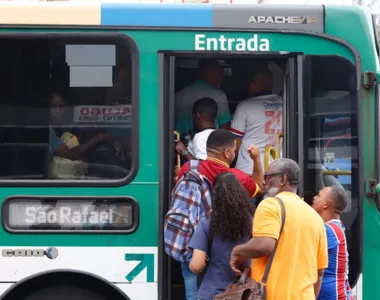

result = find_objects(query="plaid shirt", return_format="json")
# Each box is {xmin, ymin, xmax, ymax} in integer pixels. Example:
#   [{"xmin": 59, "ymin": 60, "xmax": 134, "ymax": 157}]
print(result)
[{"xmin": 164, "ymin": 160, "xmax": 212, "ymax": 262}]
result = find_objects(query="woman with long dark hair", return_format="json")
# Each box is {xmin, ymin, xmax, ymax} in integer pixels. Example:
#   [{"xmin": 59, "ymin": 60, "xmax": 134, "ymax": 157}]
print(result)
[{"xmin": 188, "ymin": 172, "xmax": 255, "ymax": 300}]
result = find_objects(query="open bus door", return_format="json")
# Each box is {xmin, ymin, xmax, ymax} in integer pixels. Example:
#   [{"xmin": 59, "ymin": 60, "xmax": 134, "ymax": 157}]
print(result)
[
  {"xmin": 158, "ymin": 53, "xmax": 176, "ymax": 300},
  {"xmin": 263, "ymin": 55, "xmax": 300, "ymax": 172}
]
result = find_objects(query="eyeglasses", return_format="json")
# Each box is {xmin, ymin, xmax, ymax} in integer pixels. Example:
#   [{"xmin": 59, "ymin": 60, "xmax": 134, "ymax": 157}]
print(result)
[{"xmin": 264, "ymin": 172, "xmax": 283, "ymax": 181}]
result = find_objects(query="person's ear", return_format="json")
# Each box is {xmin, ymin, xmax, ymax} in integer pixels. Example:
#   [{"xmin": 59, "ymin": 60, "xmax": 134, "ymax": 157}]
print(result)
[
  {"xmin": 280, "ymin": 174, "xmax": 286, "ymax": 186},
  {"xmin": 324, "ymin": 199, "xmax": 332, "ymax": 209}
]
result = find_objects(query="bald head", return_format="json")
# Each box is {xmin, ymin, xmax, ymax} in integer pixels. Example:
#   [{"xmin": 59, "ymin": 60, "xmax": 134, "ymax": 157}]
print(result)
[
  {"xmin": 327, "ymin": 186, "xmax": 348, "ymax": 214},
  {"xmin": 249, "ymin": 69, "xmax": 274, "ymax": 94},
  {"xmin": 198, "ymin": 60, "xmax": 224, "ymax": 88}
]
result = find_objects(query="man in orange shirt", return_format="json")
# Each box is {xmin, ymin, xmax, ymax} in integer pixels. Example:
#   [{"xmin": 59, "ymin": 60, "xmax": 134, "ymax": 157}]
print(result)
[{"xmin": 230, "ymin": 158, "xmax": 328, "ymax": 299}]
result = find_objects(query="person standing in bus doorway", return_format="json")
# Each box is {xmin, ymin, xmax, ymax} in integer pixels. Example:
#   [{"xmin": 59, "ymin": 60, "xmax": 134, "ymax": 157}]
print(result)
[
  {"xmin": 188, "ymin": 172, "xmax": 254, "ymax": 300},
  {"xmin": 175, "ymin": 60, "xmax": 231, "ymax": 141},
  {"xmin": 177, "ymin": 129, "xmax": 264, "ymax": 199},
  {"xmin": 229, "ymin": 69, "xmax": 283, "ymax": 175},
  {"xmin": 230, "ymin": 158, "xmax": 329, "ymax": 300},
  {"xmin": 175, "ymin": 97, "xmax": 218, "ymax": 161},
  {"xmin": 312, "ymin": 186, "xmax": 354, "ymax": 300}
]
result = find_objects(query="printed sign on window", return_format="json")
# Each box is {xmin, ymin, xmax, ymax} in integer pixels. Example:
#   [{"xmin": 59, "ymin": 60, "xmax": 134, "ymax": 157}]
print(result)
[
  {"xmin": 325, "ymin": 152, "xmax": 335, "ymax": 164},
  {"xmin": 73, "ymin": 105, "xmax": 132, "ymax": 123}
]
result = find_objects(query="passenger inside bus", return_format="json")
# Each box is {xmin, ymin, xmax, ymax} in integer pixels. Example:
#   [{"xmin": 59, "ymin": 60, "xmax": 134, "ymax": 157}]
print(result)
[
  {"xmin": 174, "ymin": 60, "xmax": 231, "ymax": 140},
  {"xmin": 175, "ymin": 97, "xmax": 218, "ymax": 161},
  {"xmin": 0, "ymin": 37, "xmax": 133, "ymax": 180},
  {"xmin": 230, "ymin": 69, "xmax": 283, "ymax": 175},
  {"xmin": 170, "ymin": 57, "xmax": 358, "ymax": 298}
]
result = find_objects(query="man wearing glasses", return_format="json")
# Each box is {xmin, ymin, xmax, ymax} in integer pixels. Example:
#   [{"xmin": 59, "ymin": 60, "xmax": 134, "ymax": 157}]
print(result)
[{"xmin": 230, "ymin": 158, "xmax": 328, "ymax": 300}]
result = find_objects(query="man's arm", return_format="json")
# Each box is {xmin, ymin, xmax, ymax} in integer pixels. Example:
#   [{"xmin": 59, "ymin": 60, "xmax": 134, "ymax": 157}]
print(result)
[
  {"xmin": 219, "ymin": 121, "xmax": 231, "ymax": 130},
  {"xmin": 314, "ymin": 269, "xmax": 324, "ymax": 298},
  {"xmin": 232, "ymin": 236, "xmax": 276, "ymax": 258},
  {"xmin": 229, "ymin": 102, "xmax": 246, "ymax": 155},
  {"xmin": 314, "ymin": 223, "xmax": 329, "ymax": 298},
  {"xmin": 230, "ymin": 199, "xmax": 281, "ymax": 274},
  {"xmin": 248, "ymin": 145, "xmax": 264, "ymax": 192},
  {"xmin": 175, "ymin": 141, "xmax": 196, "ymax": 161},
  {"xmin": 216, "ymin": 93, "xmax": 232, "ymax": 130},
  {"xmin": 235, "ymin": 137, "xmax": 242, "ymax": 154}
]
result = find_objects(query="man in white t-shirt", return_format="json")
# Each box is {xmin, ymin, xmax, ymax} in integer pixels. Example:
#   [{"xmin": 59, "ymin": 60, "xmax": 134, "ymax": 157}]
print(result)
[
  {"xmin": 230, "ymin": 69, "xmax": 283, "ymax": 175},
  {"xmin": 175, "ymin": 97, "xmax": 217, "ymax": 161},
  {"xmin": 175, "ymin": 60, "xmax": 231, "ymax": 139}
]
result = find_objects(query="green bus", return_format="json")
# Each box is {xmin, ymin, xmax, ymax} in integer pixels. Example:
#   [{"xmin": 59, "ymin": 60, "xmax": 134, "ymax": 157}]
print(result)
[{"xmin": 0, "ymin": 1, "xmax": 378, "ymax": 300}]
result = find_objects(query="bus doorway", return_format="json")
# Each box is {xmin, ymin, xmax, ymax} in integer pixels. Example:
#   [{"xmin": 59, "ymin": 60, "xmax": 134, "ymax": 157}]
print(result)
[
  {"xmin": 158, "ymin": 52, "xmax": 297, "ymax": 300},
  {"xmin": 158, "ymin": 53, "xmax": 360, "ymax": 300}
]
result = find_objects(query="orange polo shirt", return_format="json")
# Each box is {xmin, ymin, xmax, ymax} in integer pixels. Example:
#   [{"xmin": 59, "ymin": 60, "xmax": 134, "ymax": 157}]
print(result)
[{"xmin": 250, "ymin": 192, "xmax": 328, "ymax": 300}]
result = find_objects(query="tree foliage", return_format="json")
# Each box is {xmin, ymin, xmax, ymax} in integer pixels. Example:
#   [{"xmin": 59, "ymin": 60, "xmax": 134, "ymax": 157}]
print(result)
[{"xmin": 353, "ymin": 0, "xmax": 378, "ymax": 11}]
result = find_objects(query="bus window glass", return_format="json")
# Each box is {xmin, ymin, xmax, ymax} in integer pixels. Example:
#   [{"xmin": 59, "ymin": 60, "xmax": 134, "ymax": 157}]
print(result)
[
  {"xmin": 0, "ymin": 36, "xmax": 136, "ymax": 181},
  {"xmin": 303, "ymin": 55, "xmax": 359, "ymax": 285}
]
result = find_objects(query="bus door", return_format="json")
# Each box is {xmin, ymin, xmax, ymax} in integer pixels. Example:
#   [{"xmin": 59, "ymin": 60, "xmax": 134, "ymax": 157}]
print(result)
[
  {"xmin": 158, "ymin": 52, "xmax": 302, "ymax": 300},
  {"xmin": 158, "ymin": 53, "xmax": 176, "ymax": 300},
  {"xmin": 299, "ymin": 55, "xmax": 360, "ymax": 289}
]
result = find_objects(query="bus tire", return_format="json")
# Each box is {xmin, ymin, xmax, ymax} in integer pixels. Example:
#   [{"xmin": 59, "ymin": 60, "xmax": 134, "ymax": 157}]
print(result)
[
  {"xmin": 22, "ymin": 286, "xmax": 108, "ymax": 300},
  {"xmin": 0, "ymin": 270, "xmax": 130, "ymax": 300}
]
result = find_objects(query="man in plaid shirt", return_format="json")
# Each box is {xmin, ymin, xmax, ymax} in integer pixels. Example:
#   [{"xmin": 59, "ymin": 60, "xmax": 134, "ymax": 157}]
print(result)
[{"xmin": 165, "ymin": 130, "xmax": 263, "ymax": 300}]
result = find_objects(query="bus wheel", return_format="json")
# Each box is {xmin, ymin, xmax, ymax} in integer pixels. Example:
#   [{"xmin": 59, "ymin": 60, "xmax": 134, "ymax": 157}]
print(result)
[
  {"xmin": 0, "ymin": 270, "xmax": 130, "ymax": 300},
  {"xmin": 21, "ymin": 286, "xmax": 108, "ymax": 300}
]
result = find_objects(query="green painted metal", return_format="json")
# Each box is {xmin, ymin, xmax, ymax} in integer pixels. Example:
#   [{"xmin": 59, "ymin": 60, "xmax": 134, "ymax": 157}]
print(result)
[
  {"xmin": 0, "ymin": 31, "xmax": 354, "ymax": 248},
  {"xmin": 0, "ymin": 4, "xmax": 378, "ymax": 299},
  {"xmin": 325, "ymin": 6, "xmax": 380, "ymax": 300},
  {"xmin": 125, "ymin": 253, "xmax": 155, "ymax": 283}
]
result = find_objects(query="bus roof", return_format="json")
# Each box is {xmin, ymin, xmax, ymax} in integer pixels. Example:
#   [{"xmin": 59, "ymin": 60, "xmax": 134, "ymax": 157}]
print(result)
[{"xmin": 0, "ymin": 1, "xmax": 364, "ymax": 33}]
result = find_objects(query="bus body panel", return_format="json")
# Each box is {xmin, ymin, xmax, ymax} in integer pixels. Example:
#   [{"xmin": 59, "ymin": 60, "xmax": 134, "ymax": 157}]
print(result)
[{"xmin": 0, "ymin": 2, "xmax": 377, "ymax": 300}]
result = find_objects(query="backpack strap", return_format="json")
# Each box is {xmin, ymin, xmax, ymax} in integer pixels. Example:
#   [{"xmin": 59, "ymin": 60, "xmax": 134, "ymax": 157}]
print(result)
[
  {"xmin": 189, "ymin": 159, "xmax": 201, "ymax": 172},
  {"xmin": 261, "ymin": 196, "xmax": 286, "ymax": 285}
]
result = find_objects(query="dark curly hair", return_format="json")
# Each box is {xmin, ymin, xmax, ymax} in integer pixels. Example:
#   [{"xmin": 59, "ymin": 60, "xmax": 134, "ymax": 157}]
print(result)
[{"xmin": 209, "ymin": 172, "xmax": 255, "ymax": 242}]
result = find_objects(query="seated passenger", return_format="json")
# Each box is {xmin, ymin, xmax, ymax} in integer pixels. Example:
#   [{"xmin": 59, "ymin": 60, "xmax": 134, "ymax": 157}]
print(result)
[
  {"xmin": 188, "ymin": 172, "xmax": 254, "ymax": 300},
  {"xmin": 312, "ymin": 186, "xmax": 354, "ymax": 300},
  {"xmin": 177, "ymin": 129, "xmax": 264, "ymax": 198},
  {"xmin": 49, "ymin": 127, "xmax": 110, "ymax": 162},
  {"xmin": 48, "ymin": 92, "xmax": 112, "ymax": 162},
  {"xmin": 175, "ymin": 60, "xmax": 231, "ymax": 139},
  {"xmin": 230, "ymin": 69, "xmax": 283, "ymax": 175},
  {"xmin": 50, "ymin": 92, "xmax": 70, "ymax": 129},
  {"xmin": 175, "ymin": 97, "xmax": 217, "ymax": 161}
]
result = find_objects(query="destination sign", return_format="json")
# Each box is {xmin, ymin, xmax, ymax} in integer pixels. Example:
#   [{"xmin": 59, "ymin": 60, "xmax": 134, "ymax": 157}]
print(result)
[
  {"xmin": 2, "ymin": 197, "xmax": 138, "ymax": 232},
  {"xmin": 73, "ymin": 105, "xmax": 132, "ymax": 124}
]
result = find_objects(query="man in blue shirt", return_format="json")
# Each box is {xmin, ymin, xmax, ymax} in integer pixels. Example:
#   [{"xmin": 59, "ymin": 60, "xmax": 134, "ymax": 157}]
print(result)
[
  {"xmin": 174, "ymin": 60, "xmax": 231, "ymax": 139},
  {"xmin": 312, "ymin": 186, "xmax": 354, "ymax": 300}
]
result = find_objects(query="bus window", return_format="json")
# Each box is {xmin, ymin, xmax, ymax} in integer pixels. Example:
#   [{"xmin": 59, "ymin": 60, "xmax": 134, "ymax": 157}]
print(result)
[
  {"xmin": 0, "ymin": 35, "xmax": 137, "ymax": 182},
  {"xmin": 303, "ymin": 55, "xmax": 359, "ymax": 286}
]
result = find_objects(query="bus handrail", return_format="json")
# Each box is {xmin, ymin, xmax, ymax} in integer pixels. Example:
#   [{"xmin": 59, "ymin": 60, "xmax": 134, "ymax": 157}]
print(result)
[
  {"xmin": 322, "ymin": 170, "xmax": 351, "ymax": 176},
  {"xmin": 264, "ymin": 133, "xmax": 283, "ymax": 171},
  {"xmin": 174, "ymin": 131, "xmax": 181, "ymax": 182},
  {"xmin": 264, "ymin": 146, "xmax": 277, "ymax": 171}
]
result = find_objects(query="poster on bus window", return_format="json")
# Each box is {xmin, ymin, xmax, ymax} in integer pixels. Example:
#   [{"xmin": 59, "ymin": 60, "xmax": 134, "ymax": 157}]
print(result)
[{"xmin": 73, "ymin": 105, "xmax": 132, "ymax": 124}]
